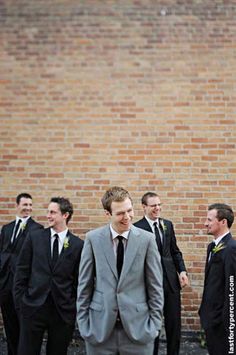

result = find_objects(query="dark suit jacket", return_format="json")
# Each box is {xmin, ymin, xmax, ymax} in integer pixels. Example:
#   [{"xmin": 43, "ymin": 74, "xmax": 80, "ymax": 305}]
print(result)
[
  {"xmin": 199, "ymin": 233, "xmax": 236, "ymax": 331},
  {"xmin": 0, "ymin": 217, "xmax": 43, "ymax": 303},
  {"xmin": 13, "ymin": 228, "xmax": 84, "ymax": 325},
  {"xmin": 134, "ymin": 217, "xmax": 186, "ymax": 292}
]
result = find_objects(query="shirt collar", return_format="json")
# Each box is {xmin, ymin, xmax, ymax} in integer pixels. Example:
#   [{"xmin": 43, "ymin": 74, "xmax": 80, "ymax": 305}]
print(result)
[
  {"xmin": 145, "ymin": 215, "xmax": 160, "ymax": 228},
  {"xmin": 110, "ymin": 225, "xmax": 129, "ymax": 241},
  {"xmin": 50, "ymin": 228, "xmax": 68, "ymax": 243},
  {"xmin": 214, "ymin": 232, "xmax": 229, "ymax": 246},
  {"xmin": 16, "ymin": 216, "xmax": 30, "ymax": 224}
]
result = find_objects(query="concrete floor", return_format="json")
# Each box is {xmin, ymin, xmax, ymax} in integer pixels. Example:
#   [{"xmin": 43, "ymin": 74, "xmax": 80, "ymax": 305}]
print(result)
[{"xmin": 0, "ymin": 335, "xmax": 208, "ymax": 354}]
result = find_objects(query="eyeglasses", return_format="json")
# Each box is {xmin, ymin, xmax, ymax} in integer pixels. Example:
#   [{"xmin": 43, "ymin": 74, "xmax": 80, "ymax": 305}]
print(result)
[{"xmin": 146, "ymin": 204, "xmax": 162, "ymax": 208}]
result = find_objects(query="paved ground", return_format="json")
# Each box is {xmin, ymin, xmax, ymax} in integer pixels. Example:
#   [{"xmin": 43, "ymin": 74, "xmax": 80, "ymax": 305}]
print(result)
[{"xmin": 0, "ymin": 334, "xmax": 208, "ymax": 354}]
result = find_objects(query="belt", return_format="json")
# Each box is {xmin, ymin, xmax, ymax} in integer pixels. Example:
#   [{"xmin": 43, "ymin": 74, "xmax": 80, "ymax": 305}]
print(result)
[{"xmin": 115, "ymin": 317, "xmax": 123, "ymax": 328}]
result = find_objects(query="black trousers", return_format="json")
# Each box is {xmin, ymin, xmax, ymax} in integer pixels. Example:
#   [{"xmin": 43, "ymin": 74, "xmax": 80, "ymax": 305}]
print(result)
[
  {"xmin": 153, "ymin": 284, "xmax": 181, "ymax": 355},
  {"xmin": 1, "ymin": 291, "xmax": 19, "ymax": 355},
  {"xmin": 18, "ymin": 295, "xmax": 74, "ymax": 355},
  {"xmin": 205, "ymin": 324, "xmax": 228, "ymax": 355}
]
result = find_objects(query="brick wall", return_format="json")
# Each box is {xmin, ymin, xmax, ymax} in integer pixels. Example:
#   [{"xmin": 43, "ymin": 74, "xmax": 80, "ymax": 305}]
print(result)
[{"xmin": 0, "ymin": 0, "xmax": 236, "ymax": 332}]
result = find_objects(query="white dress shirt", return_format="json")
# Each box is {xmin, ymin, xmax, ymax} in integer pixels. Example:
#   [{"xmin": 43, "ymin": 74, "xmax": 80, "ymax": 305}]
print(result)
[{"xmin": 50, "ymin": 228, "xmax": 68, "ymax": 255}]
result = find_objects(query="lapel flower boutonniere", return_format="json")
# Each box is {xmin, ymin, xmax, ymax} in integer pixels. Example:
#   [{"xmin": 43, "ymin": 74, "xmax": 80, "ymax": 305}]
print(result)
[
  {"xmin": 20, "ymin": 222, "xmax": 27, "ymax": 231},
  {"xmin": 63, "ymin": 237, "xmax": 70, "ymax": 249},
  {"xmin": 160, "ymin": 219, "xmax": 167, "ymax": 234},
  {"xmin": 212, "ymin": 242, "xmax": 226, "ymax": 254}
]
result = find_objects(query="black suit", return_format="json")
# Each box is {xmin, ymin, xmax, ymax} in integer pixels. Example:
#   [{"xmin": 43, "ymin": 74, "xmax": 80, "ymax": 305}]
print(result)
[
  {"xmin": 13, "ymin": 227, "xmax": 84, "ymax": 355},
  {"xmin": 0, "ymin": 217, "xmax": 43, "ymax": 355},
  {"xmin": 199, "ymin": 233, "xmax": 236, "ymax": 355},
  {"xmin": 134, "ymin": 217, "xmax": 187, "ymax": 355}
]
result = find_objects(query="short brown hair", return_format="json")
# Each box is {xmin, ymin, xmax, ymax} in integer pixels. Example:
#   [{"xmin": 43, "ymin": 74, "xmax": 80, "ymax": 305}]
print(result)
[
  {"xmin": 101, "ymin": 186, "xmax": 132, "ymax": 214},
  {"xmin": 141, "ymin": 192, "xmax": 159, "ymax": 205},
  {"xmin": 208, "ymin": 203, "xmax": 234, "ymax": 228},
  {"xmin": 50, "ymin": 197, "xmax": 73, "ymax": 224}
]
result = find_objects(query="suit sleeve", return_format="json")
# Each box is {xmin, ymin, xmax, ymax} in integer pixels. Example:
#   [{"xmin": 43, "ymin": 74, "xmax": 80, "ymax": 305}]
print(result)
[
  {"xmin": 13, "ymin": 233, "xmax": 33, "ymax": 311},
  {"xmin": 169, "ymin": 221, "xmax": 187, "ymax": 273},
  {"xmin": 72, "ymin": 239, "xmax": 84, "ymax": 298},
  {"xmin": 223, "ymin": 244, "xmax": 236, "ymax": 338},
  {"xmin": 145, "ymin": 235, "xmax": 164, "ymax": 331},
  {"xmin": 0, "ymin": 226, "xmax": 5, "ymax": 265},
  {"xmin": 76, "ymin": 236, "xmax": 95, "ymax": 336}
]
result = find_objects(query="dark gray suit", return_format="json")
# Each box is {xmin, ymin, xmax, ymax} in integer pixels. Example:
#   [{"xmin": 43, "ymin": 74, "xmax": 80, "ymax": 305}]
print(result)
[
  {"xmin": 199, "ymin": 233, "xmax": 236, "ymax": 355},
  {"xmin": 13, "ymin": 227, "xmax": 83, "ymax": 355},
  {"xmin": 0, "ymin": 217, "xmax": 43, "ymax": 355},
  {"xmin": 134, "ymin": 217, "xmax": 187, "ymax": 355}
]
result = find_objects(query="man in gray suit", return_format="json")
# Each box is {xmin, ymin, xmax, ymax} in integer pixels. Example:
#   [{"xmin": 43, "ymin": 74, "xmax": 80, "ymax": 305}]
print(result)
[{"xmin": 77, "ymin": 186, "xmax": 163, "ymax": 355}]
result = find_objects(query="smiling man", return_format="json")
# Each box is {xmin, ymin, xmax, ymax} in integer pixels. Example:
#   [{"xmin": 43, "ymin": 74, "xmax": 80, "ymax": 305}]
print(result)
[
  {"xmin": 0, "ymin": 193, "xmax": 43, "ymax": 355},
  {"xmin": 77, "ymin": 186, "xmax": 163, "ymax": 355},
  {"xmin": 199, "ymin": 203, "xmax": 236, "ymax": 355},
  {"xmin": 13, "ymin": 197, "xmax": 83, "ymax": 355},
  {"xmin": 134, "ymin": 192, "xmax": 188, "ymax": 355}
]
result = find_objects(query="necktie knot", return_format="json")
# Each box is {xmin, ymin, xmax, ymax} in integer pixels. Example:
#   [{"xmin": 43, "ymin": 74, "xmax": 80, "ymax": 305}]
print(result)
[{"xmin": 117, "ymin": 235, "xmax": 123, "ymax": 242}]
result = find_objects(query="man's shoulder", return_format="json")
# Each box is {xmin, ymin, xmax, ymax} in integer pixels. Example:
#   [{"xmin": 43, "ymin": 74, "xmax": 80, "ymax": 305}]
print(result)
[
  {"xmin": 86, "ymin": 225, "xmax": 109, "ymax": 238},
  {"xmin": 28, "ymin": 226, "xmax": 47, "ymax": 240},
  {"xmin": 27, "ymin": 218, "xmax": 44, "ymax": 229},
  {"xmin": 1, "ymin": 220, "xmax": 15, "ymax": 230},
  {"xmin": 68, "ymin": 232, "xmax": 84, "ymax": 247},
  {"xmin": 226, "ymin": 235, "xmax": 236, "ymax": 249},
  {"xmin": 133, "ymin": 217, "xmax": 145, "ymax": 225},
  {"xmin": 131, "ymin": 225, "xmax": 155, "ymax": 241},
  {"xmin": 161, "ymin": 218, "xmax": 172, "ymax": 225}
]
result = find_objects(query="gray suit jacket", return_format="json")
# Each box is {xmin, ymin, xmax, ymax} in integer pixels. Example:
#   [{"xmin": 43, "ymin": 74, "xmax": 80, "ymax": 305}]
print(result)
[{"xmin": 77, "ymin": 224, "xmax": 163, "ymax": 345}]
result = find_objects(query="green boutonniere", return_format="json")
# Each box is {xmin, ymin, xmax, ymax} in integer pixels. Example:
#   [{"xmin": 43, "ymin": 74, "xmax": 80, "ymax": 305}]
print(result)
[
  {"xmin": 63, "ymin": 237, "xmax": 70, "ymax": 249},
  {"xmin": 212, "ymin": 242, "xmax": 226, "ymax": 254},
  {"xmin": 160, "ymin": 220, "xmax": 167, "ymax": 233},
  {"xmin": 20, "ymin": 222, "xmax": 26, "ymax": 231}
]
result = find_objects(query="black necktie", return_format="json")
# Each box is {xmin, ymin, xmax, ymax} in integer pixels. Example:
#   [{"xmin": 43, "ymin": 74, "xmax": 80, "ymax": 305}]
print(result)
[
  {"xmin": 12, "ymin": 219, "xmax": 22, "ymax": 243},
  {"xmin": 52, "ymin": 234, "xmax": 59, "ymax": 266},
  {"xmin": 153, "ymin": 222, "xmax": 163, "ymax": 256},
  {"xmin": 208, "ymin": 241, "xmax": 215, "ymax": 262},
  {"xmin": 117, "ymin": 236, "xmax": 124, "ymax": 277}
]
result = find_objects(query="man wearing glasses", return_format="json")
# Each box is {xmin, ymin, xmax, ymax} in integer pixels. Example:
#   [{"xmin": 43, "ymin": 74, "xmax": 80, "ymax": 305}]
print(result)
[{"xmin": 134, "ymin": 192, "xmax": 188, "ymax": 355}]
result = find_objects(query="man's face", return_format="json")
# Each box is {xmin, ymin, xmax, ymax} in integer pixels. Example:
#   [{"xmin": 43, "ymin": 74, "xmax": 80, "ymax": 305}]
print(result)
[
  {"xmin": 47, "ymin": 202, "xmax": 68, "ymax": 231},
  {"xmin": 17, "ymin": 197, "xmax": 33, "ymax": 218},
  {"xmin": 204, "ymin": 209, "xmax": 225, "ymax": 238},
  {"xmin": 107, "ymin": 197, "xmax": 134, "ymax": 234},
  {"xmin": 143, "ymin": 196, "xmax": 162, "ymax": 221}
]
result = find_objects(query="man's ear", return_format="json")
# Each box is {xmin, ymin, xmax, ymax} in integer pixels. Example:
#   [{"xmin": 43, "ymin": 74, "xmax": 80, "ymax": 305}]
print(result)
[
  {"xmin": 222, "ymin": 218, "xmax": 227, "ymax": 226},
  {"xmin": 63, "ymin": 212, "xmax": 69, "ymax": 221},
  {"xmin": 104, "ymin": 209, "xmax": 111, "ymax": 217}
]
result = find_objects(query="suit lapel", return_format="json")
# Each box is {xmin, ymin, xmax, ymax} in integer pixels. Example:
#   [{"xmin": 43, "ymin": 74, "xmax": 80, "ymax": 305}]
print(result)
[
  {"xmin": 56, "ymin": 231, "xmax": 71, "ymax": 262},
  {"xmin": 5, "ymin": 222, "xmax": 15, "ymax": 249},
  {"xmin": 141, "ymin": 217, "xmax": 153, "ymax": 233},
  {"xmin": 159, "ymin": 218, "xmax": 166, "ymax": 251},
  {"xmin": 51, "ymin": 231, "xmax": 75, "ymax": 270},
  {"xmin": 44, "ymin": 229, "xmax": 54, "ymax": 269},
  {"xmin": 119, "ymin": 226, "xmax": 140, "ymax": 284},
  {"xmin": 11, "ymin": 218, "xmax": 32, "ymax": 249},
  {"xmin": 205, "ymin": 233, "xmax": 231, "ymax": 277},
  {"xmin": 100, "ymin": 225, "xmax": 118, "ymax": 279}
]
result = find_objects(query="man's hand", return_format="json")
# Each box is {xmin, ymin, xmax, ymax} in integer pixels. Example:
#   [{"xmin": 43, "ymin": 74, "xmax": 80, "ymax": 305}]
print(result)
[{"xmin": 179, "ymin": 271, "xmax": 189, "ymax": 288}]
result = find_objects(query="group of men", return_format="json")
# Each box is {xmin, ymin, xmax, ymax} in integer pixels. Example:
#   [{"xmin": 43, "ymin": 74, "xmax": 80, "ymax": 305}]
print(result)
[{"xmin": 0, "ymin": 188, "xmax": 235, "ymax": 355}]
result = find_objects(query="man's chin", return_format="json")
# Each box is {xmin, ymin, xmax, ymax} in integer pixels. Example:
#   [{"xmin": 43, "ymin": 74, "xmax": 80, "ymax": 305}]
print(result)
[{"xmin": 120, "ymin": 224, "xmax": 131, "ymax": 232}]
